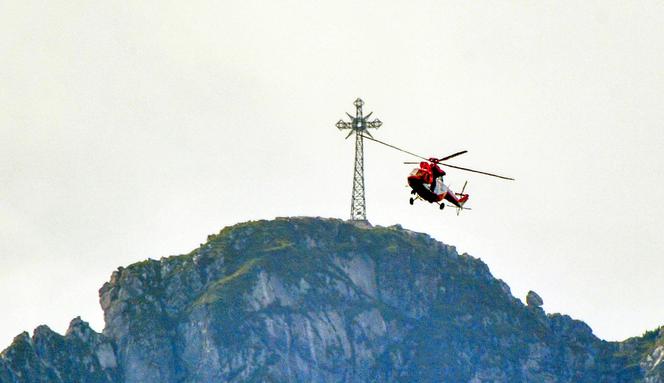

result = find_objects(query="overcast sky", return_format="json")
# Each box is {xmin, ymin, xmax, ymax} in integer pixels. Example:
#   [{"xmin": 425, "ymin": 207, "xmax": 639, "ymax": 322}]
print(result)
[{"xmin": 1, "ymin": 1, "xmax": 663, "ymax": 347}]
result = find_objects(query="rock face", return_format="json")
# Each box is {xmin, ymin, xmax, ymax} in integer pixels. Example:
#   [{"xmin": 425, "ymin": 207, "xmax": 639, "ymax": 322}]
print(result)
[{"xmin": 1, "ymin": 217, "xmax": 663, "ymax": 382}]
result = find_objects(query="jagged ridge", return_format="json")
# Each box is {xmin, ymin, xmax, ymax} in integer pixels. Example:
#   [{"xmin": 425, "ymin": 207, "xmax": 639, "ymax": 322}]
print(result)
[
  {"xmin": 1, "ymin": 217, "xmax": 662, "ymax": 382},
  {"xmin": 0, "ymin": 317, "xmax": 119, "ymax": 382}
]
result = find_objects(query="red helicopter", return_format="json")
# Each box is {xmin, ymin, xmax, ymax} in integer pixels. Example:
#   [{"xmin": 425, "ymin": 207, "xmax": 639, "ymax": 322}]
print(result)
[
  {"xmin": 362, "ymin": 135, "xmax": 514, "ymax": 214},
  {"xmin": 407, "ymin": 155, "xmax": 470, "ymax": 212}
]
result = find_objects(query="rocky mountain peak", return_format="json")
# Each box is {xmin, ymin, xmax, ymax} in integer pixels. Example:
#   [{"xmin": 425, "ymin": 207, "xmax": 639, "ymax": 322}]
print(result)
[{"xmin": 1, "ymin": 217, "xmax": 662, "ymax": 382}]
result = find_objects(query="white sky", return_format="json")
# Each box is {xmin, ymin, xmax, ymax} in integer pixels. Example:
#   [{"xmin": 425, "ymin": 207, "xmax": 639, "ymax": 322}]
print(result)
[{"xmin": 1, "ymin": 1, "xmax": 663, "ymax": 347}]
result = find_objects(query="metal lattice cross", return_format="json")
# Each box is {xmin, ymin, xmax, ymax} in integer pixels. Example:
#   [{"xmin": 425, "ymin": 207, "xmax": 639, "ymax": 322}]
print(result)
[{"xmin": 336, "ymin": 98, "xmax": 382, "ymax": 221}]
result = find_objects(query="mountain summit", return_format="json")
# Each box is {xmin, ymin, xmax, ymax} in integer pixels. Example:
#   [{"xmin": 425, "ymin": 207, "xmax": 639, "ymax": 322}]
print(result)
[{"xmin": 1, "ymin": 217, "xmax": 662, "ymax": 382}]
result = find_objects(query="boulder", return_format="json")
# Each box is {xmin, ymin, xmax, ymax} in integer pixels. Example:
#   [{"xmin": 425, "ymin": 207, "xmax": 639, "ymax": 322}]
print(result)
[{"xmin": 527, "ymin": 290, "xmax": 544, "ymax": 307}]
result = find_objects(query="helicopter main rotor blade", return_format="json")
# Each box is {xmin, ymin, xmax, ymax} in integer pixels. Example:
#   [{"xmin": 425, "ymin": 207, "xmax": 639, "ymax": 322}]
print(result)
[
  {"xmin": 440, "ymin": 163, "xmax": 515, "ymax": 181},
  {"xmin": 345, "ymin": 130, "xmax": 354, "ymax": 139},
  {"xmin": 360, "ymin": 134, "xmax": 429, "ymax": 161},
  {"xmin": 359, "ymin": 133, "xmax": 514, "ymax": 181},
  {"xmin": 438, "ymin": 150, "xmax": 468, "ymax": 162}
]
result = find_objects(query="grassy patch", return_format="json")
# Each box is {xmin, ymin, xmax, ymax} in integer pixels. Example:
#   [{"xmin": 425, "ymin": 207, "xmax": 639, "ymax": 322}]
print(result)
[{"xmin": 194, "ymin": 258, "xmax": 262, "ymax": 307}]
